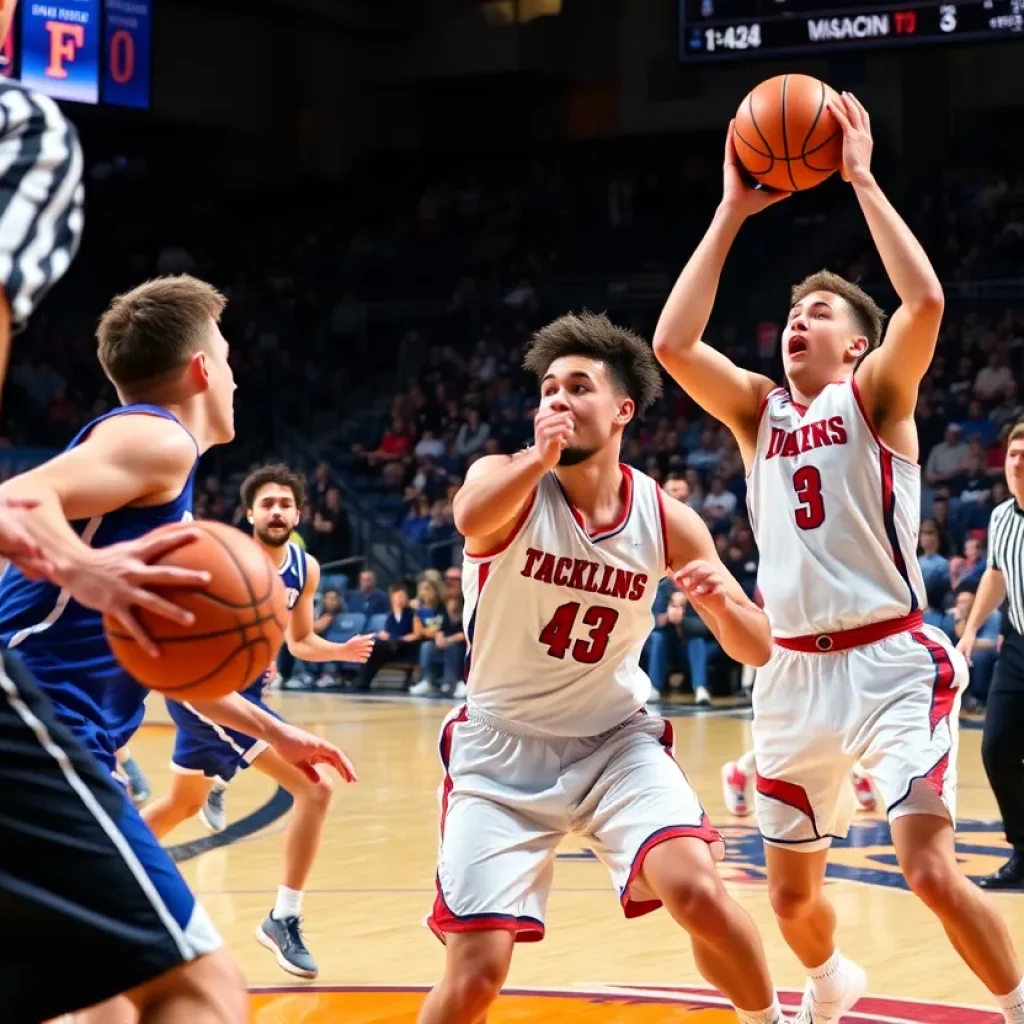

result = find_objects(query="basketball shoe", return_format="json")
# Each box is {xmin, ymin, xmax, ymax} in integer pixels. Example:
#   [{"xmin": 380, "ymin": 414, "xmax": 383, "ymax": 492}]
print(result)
[
  {"xmin": 796, "ymin": 956, "xmax": 867, "ymax": 1023},
  {"xmin": 721, "ymin": 760, "xmax": 751, "ymax": 817}
]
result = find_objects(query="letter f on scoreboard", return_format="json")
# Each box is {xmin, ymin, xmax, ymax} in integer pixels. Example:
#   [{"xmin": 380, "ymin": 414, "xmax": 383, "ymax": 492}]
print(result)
[{"xmin": 45, "ymin": 20, "xmax": 85, "ymax": 79}]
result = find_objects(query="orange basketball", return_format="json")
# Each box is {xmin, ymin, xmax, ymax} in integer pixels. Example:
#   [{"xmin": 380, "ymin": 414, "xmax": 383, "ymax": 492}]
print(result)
[
  {"xmin": 734, "ymin": 74, "xmax": 843, "ymax": 192},
  {"xmin": 104, "ymin": 520, "xmax": 288, "ymax": 700}
]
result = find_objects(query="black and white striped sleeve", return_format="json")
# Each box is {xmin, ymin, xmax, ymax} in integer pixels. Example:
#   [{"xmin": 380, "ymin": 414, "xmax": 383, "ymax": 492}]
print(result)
[
  {"xmin": 988, "ymin": 498, "xmax": 1024, "ymax": 635},
  {"xmin": 988, "ymin": 501, "xmax": 1008, "ymax": 572},
  {"xmin": 0, "ymin": 81, "xmax": 84, "ymax": 330}
]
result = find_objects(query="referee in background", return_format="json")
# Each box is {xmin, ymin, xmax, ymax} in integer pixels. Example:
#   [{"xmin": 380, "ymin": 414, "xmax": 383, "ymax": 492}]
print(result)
[{"xmin": 959, "ymin": 420, "xmax": 1024, "ymax": 890}]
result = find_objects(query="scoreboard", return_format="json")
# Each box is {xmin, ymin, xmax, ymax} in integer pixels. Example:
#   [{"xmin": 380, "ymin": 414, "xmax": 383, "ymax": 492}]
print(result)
[
  {"xmin": 681, "ymin": 0, "xmax": 1024, "ymax": 60},
  {"xmin": 0, "ymin": 0, "xmax": 151, "ymax": 109}
]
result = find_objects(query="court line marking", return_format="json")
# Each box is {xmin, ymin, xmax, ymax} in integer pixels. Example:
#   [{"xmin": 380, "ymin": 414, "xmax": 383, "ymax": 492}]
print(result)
[
  {"xmin": 167, "ymin": 785, "xmax": 292, "ymax": 863},
  {"xmin": 247, "ymin": 982, "xmax": 999, "ymax": 1019},
  {"xmin": 596, "ymin": 984, "xmax": 996, "ymax": 1022}
]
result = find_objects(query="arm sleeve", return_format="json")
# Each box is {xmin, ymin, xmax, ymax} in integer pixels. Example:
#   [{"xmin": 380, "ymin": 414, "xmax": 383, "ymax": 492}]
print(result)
[{"xmin": 0, "ymin": 83, "xmax": 84, "ymax": 330}]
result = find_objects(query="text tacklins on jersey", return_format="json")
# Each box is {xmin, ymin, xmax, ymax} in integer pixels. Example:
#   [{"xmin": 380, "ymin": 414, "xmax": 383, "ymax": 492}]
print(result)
[
  {"xmin": 462, "ymin": 467, "xmax": 664, "ymax": 737},
  {"xmin": 520, "ymin": 547, "xmax": 649, "ymax": 602}
]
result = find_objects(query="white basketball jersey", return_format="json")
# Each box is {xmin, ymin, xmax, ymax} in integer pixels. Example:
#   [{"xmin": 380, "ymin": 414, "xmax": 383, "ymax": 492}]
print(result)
[
  {"xmin": 462, "ymin": 465, "xmax": 665, "ymax": 737},
  {"xmin": 747, "ymin": 380, "xmax": 925, "ymax": 637}
]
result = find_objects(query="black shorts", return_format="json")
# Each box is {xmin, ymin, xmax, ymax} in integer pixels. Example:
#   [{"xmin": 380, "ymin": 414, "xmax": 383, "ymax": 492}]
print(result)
[
  {"xmin": 0, "ymin": 650, "xmax": 221, "ymax": 1022},
  {"xmin": 992, "ymin": 629, "xmax": 1024, "ymax": 695}
]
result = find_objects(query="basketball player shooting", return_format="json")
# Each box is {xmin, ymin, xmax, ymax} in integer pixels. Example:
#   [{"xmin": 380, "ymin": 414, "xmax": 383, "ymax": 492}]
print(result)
[
  {"xmin": 0, "ymin": 276, "xmax": 355, "ymax": 1024},
  {"xmin": 144, "ymin": 463, "xmax": 374, "ymax": 980},
  {"xmin": 419, "ymin": 314, "xmax": 790, "ymax": 1024},
  {"xmin": 653, "ymin": 92, "xmax": 1024, "ymax": 1023}
]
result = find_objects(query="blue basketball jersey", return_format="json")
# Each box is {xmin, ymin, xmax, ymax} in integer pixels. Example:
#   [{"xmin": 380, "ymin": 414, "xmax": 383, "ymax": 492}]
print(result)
[
  {"xmin": 278, "ymin": 541, "xmax": 309, "ymax": 613},
  {"xmin": 0, "ymin": 405, "xmax": 199, "ymax": 772},
  {"xmin": 241, "ymin": 540, "xmax": 308, "ymax": 700}
]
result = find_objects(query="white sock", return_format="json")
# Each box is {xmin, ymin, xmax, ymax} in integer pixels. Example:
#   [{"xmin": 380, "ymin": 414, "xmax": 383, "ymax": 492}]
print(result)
[
  {"xmin": 809, "ymin": 949, "xmax": 846, "ymax": 1003},
  {"xmin": 998, "ymin": 978, "xmax": 1024, "ymax": 1022},
  {"xmin": 273, "ymin": 885, "xmax": 303, "ymax": 920},
  {"xmin": 735, "ymin": 996, "xmax": 783, "ymax": 1024},
  {"xmin": 737, "ymin": 749, "xmax": 757, "ymax": 777}
]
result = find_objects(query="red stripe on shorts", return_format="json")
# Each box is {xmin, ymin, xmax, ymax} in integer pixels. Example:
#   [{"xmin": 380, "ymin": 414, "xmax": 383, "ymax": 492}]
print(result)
[
  {"xmin": 428, "ymin": 706, "xmax": 545, "ymax": 944},
  {"xmin": 756, "ymin": 773, "xmax": 819, "ymax": 836},
  {"xmin": 621, "ymin": 817, "xmax": 723, "ymax": 919},
  {"xmin": 910, "ymin": 629, "xmax": 958, "ymax": 735}
]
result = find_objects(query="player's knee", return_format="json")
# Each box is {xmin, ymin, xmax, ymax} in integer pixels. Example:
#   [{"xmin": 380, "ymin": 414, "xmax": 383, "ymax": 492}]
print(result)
[
  {"xmin": 768, "ymin": 879, "xmax": 817, "ymax": 922},
  {"xmin": 662, "ymin": 870, "xmax": 726, "ymax": 932},
  {"xmin": 447, "ymin": 953, "xmax": 507, "ymax": 1011},
  {"xmin": 300, "ymin": 770, "xmax": 335, "ymax": 812},
  {"xmin": 441, "ymin": 932, "xmax": 512, "ymax": 1013},
  {"xmin": 901, "ymin": 852, "xmax": 959, "ymax": 912},
  {"xmin": 197, "ymin": 951, "xmax": 248, "ymax": 1023}
]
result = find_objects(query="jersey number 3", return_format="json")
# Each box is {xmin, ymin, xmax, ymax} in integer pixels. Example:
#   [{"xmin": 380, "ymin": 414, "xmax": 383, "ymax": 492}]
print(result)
[
  {"xmin": 792, "ymin": 466, "xmax": 825, "ymax": 530},
  {"xmin": 539, "ymin": 602, "xmax": 619, "ymax": 664}
]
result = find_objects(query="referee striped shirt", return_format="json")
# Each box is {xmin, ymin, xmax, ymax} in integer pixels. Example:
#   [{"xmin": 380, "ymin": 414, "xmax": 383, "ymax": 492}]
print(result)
[
  {"xmin": 0, "ymin": 79, "xmax": 84, "ymax": 330},
  {"xmin": 988, "ymin": 498, "xmax": 1024, "ymax": 635}
]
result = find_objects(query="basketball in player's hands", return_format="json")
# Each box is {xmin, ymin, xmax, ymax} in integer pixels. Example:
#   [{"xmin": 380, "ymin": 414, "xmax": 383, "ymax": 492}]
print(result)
[
  {"xmin": 734, "ymin": 74, "xmax": 843, "ymax": 192},
  {"xmin": 104, "ymin": 520, "xmax": 288, "ymax": 700}
]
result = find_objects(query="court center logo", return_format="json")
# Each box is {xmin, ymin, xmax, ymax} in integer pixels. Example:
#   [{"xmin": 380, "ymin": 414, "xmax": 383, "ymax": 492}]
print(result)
[
  {"xmin": 249, "ymin": 984, "xmax": 999, "ymax": 1022},
  {"xmin": 559, "ymin": 817, "xmax": 1018, "ymax": 891}
]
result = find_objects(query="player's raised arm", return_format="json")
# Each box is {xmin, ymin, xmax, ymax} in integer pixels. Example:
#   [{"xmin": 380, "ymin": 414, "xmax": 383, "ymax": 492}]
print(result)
[
  {"xmin": 652, "ymin": 123, "xmax": 780, "ymax": 451},
  {"xmin": 453, "ymin": 409, "xmax": 570, "ymax": 550},
  {"xmin": 833, "ymin": 94, "xmax": 944, "ymax": 431},
  {"xmin": 285, "ymin": 555, "xmax": 374, "ymax": 664},
  {"xmin": 661, "ymin": 493, "xmax": 771, "ymax": 667}
]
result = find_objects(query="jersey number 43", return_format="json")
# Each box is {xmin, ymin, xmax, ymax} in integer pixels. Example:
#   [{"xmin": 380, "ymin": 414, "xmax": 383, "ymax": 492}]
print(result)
[{"xmin": 539, "ymin": 601, "xmax": 619, "ymax": 664}]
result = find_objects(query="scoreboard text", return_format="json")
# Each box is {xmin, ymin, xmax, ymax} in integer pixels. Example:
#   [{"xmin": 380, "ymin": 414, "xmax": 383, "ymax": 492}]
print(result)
[{"xmin": 2, "ymin": 0, "xmax": 150, "ymax": 108}]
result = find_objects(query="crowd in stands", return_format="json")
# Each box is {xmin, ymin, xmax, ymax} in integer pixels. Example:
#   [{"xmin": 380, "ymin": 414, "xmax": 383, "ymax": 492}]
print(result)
[{"xmin": 0, "ymin": 123, "xmax": 1020, "ymax": 711}]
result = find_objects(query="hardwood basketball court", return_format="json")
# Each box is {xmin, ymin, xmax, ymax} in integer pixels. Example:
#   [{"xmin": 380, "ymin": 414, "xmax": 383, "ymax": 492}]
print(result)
[{"xmin": 137, "ymin": 693, "xmax": 1017, "ymax": 1022}]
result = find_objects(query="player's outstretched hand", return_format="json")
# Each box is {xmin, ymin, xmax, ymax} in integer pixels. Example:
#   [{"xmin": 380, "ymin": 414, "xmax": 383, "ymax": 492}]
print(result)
[
  {"xmin": 721, "ymin": 120, "xmax": 790, "ymax": 218},
  {"xmin": 0, "ymin": 499, "xmax": 54, "ymax": 580},
  {"xmin": 533, "ymin": 405, "xmax": 575, "ymax": 470},
  {"xmin": 672, "ymin": 559, "xmax": 729, "ymax": 616},
  {"xmin": 271, "ymin": 720, "xmax": 358, "ymax": 784},
  {"xmin": 825, "ymin": 92, "xmax": 873, "ymax": 186},
  {"xmin": 338, "ymin": 634, "xmax": 375, "ymax": 664},
  {"xmin": 58, "ymin": 528, "xmax": 212, "ymax": 658}
]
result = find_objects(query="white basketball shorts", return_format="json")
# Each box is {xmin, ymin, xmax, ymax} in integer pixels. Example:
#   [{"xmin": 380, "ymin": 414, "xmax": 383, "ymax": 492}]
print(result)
[
  {"xmin": 752, "ymin": 614, "xmax": 968, "ymax": 852},
  {"xmin": 427, "ymin": 704, "xmax": 723, "ymax": 942}
]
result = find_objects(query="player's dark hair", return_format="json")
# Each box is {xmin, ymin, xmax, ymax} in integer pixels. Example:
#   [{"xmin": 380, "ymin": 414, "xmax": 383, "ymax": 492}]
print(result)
[
  {"xmin": 96, "ymin": 275, "xmax": 227, "ymax": 392},
  {"xmin": 523, "ymin": 311, "xmax": 663, "ymax": 415},
  {"xmin": 791, "ymin": 270, "xmax": 886, "ymax": 355},
  {"xmin": 240, "ymin": 464, "xmax": 306, "ymax": 512}
]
